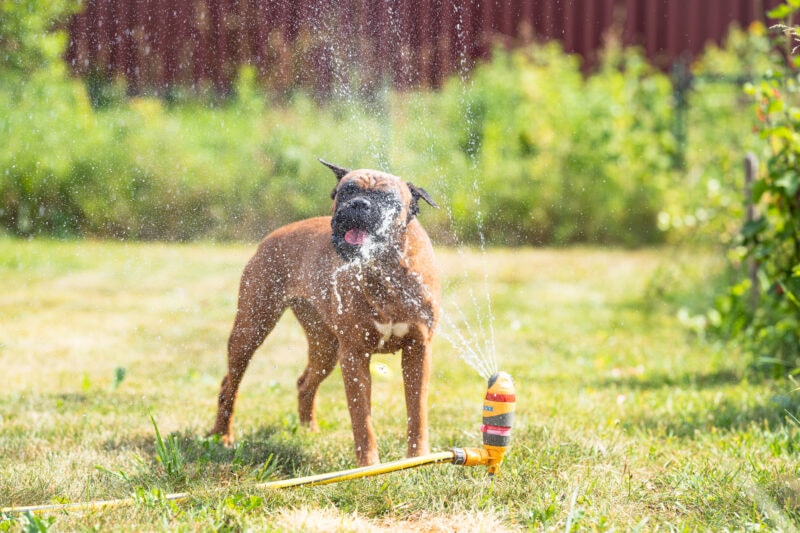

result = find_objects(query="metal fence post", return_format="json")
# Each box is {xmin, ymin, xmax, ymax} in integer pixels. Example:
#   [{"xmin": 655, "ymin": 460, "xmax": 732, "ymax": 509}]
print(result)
[
  {"xmin": 670, "ymin": 58, "xmax": 692, "ymax": 170},
  {"xmin": 744, "ymin": 151, "xmax": 759, "ymax": 309}
]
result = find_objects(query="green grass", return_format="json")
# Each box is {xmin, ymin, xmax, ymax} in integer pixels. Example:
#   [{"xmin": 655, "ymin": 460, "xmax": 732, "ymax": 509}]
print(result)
[{"xmin": 0, "ymin": 238, "xmax": 798, "ymax": 531}]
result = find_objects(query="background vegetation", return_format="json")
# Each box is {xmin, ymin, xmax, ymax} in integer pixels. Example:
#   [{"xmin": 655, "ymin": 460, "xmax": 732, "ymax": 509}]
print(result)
[
  {"xmin": 711, "ymin": 2, "xmax": 800, "ymax": 376},
  {"xmin": 0, "ymin": 1, "xmax": 774, "ymax": 247}
]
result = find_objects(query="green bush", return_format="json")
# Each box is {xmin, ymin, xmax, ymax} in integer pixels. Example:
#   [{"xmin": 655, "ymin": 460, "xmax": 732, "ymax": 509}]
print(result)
[
  {"xmin": 438, "ymin": 42, "xmax": 674, "ymax": 245},
  {"xmin": 0, "ymin": 0, "xmax": 79, "ymax": 83},
  {"xmin": 713, "ymin": 4, "xmax": 800, "ymax": 374}
]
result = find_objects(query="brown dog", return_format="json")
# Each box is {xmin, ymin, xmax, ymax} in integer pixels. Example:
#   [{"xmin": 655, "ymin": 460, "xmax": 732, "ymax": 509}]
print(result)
[{"xmin": 209, "ymin": 160, "xmax": 440, "ymax": 466}]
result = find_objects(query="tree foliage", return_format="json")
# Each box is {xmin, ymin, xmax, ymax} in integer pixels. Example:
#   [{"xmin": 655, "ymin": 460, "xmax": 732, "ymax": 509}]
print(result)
[{"xmin": 0, "ymin": 0, "xmax": 78, "ymax": 82}]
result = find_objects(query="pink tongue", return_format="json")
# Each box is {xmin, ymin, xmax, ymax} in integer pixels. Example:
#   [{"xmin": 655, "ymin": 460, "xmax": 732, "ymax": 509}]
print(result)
[{"xmin": 344, "ymin": 229, "xmax": 368, "ymax": 245}]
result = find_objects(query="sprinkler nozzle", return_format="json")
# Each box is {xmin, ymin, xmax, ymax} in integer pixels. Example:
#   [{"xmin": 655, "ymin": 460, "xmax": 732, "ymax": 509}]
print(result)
[{"xmin": 453, "ymin": 371, "xmax": 515, "ymax": 476}]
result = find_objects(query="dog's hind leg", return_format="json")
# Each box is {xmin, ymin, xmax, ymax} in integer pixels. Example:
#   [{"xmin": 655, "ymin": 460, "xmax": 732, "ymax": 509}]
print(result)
[
  {"xmin": 210, "ymin": 262, "xmax": 285, "ymax": 446},
  {"xmin": 292, "ymin": 301, "xmax": 339, "ymax": 432}
]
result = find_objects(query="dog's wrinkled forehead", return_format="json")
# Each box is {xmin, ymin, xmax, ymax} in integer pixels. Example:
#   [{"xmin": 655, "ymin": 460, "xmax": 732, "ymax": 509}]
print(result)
[{"xmin": 334, "ymin": 170, "xmax": 411, "ymax": 203}]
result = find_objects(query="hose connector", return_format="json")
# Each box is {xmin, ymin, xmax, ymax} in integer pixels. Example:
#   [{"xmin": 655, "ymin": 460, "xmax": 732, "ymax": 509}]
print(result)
[
  {"xmin": 452, "ymin": 371, "xmax": 515, "ymax": 476},
  {"xmin": 452, "ymin": 445, "xmax": 489, "ymax": 467}
]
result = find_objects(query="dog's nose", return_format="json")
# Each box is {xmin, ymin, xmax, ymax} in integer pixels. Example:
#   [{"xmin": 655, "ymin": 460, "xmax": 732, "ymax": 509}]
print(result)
[{"xmin": 348, "ymin": 198, "xmax": 371, "ymax": 211}]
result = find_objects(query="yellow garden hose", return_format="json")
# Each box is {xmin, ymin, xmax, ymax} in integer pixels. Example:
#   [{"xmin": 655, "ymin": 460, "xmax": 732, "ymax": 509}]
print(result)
[
  {"xmin": 257, "ymin": 450, "xmax": 457, "ymax": 489},
  {"xmin": 2, "ymin": 452, "xmax": 456, "ymax": 515},
  {"xmin": 2, "ymin": 494, "xmax": 189, "ymax": 515},
  {"xmin": 2, "ymin": 452, "xmax": 459, "ymax": 515}
]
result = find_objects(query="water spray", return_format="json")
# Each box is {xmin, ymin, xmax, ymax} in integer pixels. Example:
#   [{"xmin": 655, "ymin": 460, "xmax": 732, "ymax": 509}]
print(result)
[{"xmin": 2, "ymin": 372, "xmax": 515, "ymax": 514}]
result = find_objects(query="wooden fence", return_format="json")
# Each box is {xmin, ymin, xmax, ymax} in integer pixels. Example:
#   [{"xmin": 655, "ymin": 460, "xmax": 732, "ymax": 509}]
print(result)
[{"xmin": 65, "ymin": 0, "xmax": 782, "ymax": 95}]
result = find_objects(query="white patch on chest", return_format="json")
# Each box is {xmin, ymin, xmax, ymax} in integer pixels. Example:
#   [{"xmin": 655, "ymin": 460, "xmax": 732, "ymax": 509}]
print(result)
[{"xmin": 374, "ymin": 320, "xmax": 410, "ymax": 347}]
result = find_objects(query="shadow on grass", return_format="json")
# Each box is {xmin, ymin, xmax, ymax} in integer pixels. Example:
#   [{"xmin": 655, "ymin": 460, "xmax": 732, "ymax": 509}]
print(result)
[
  {"xmin": 100, "ymin": 424, "xmax": 313, "ymax": 489},
  {"xmin": 596, "ymin": 369, "xmax": 800, "ymax": 437},
  {"xmin": 620, "ymin": 394, "xmax": 800, "ymax": 438},
  {"xmin": 181, "ymin": 426, "xmax": 313, "ymax": 476},
  {"xmin": 594, "ymin": 368, "xmax": 744, "ymax": 392}
]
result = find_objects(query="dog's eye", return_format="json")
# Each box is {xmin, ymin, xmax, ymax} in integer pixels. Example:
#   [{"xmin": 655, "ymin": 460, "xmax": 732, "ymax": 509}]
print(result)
[{"xmin": 374, "ymin": 191, "xmax": 401, "ymax": 209}]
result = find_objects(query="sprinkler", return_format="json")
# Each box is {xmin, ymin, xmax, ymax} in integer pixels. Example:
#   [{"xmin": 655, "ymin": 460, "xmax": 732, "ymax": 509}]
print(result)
[
  {"xmin": 452, "ymin": 371, "xmax": 516, "ymax": 476},
  {"xmin": 2, "ymin": 372, "xmax": 516, "ymax": 514}
]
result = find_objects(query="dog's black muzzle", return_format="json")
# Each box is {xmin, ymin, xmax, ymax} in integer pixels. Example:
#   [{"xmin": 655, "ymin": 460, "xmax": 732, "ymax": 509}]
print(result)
[{"xmin": 331, "ymin": 193, "xmax": 401, "ymax": 262}]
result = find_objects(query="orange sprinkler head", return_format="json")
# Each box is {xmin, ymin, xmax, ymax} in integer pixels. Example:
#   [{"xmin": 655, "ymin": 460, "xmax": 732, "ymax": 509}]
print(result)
[{"xmin": 452, "ymin": 371, "xmax": 516, "ymax": 476}]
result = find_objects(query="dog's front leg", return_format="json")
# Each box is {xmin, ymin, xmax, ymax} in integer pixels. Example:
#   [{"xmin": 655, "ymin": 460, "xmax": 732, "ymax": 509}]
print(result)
[
  {"xmin": 339, "ymin": 346, "xmax": 379, "ymax": 466},
  {"xmin": 402, "ymin": 336, "xmax": 431, "ymax": 458}
]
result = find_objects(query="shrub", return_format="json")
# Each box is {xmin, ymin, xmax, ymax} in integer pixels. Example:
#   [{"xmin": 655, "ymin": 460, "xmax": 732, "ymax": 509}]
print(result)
[
  {"xmin": 434, "ymin": 42, "xmax": 674, "ymax": 246},
  {"xmin": 0, "ymin": 0, "xmax": 79, "ymax": 83},
  {"xmin": 713, "ymin": 3, "xmax": 800, "ymax": 374}
]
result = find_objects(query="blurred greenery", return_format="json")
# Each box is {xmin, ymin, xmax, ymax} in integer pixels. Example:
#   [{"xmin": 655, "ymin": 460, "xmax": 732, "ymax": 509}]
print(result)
[
  {"xmin": 0, "ymin": 0, "xmax": 79, "ymax": 83},
  {"xmin": 0, "ymin": 5, "xmax": 773, "ymax": 247},
  {"xmin": 710, "ymin": 2, "xmax": 800, "ymax": 375}
]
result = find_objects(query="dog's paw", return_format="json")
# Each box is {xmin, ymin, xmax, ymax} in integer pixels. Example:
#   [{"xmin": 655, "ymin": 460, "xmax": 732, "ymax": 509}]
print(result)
[
  {"xmin": 206, "ymin": 428, "xmax": 235, "ymax": 448},
  {"xmin": 300, "ymin": 419, "xmax": 321, "ymax": 433},
  {"xmin": 356, "ymin": 450, "xmax": 381, "ymax": 467}
]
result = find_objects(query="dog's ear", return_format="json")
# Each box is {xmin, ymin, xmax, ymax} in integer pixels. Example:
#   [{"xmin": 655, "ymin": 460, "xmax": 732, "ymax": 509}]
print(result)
[
  {"xmin": 319, "ymin": 159, "xmax": 351, "ymax": 199},
  {"xmin": 407, "ymin": 182, "xmax": 438, "ymax": 220}
]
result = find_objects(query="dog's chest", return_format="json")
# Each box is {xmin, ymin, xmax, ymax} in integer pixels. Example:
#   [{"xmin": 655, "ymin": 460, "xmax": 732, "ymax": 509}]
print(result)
[
  {"xmin": 373, "ymin": 320, "xmax": 410, "ymax": 348},
  {"xmin": 329, "ymin": 263, "xmax": 434, "ymax": 351},
  {"xmin": 358, "ymin": 279, "xmax": 425, "ymax": 351},
  {"xmin": 359, "ymin": 267, "xmax": 428, "ymax": 310}
]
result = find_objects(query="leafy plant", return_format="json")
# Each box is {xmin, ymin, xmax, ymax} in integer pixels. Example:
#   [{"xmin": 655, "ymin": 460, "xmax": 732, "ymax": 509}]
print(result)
[
  {"xmin": 437, "ymin": 41, "xmax": 674, "ymax": 246},
  {"xmin": 718, "ymin": 1, "xmax": 800, "ymax": 373},
  {"xmin": 110, "ymin": 367, "xmax": 127, "ymax": 391},
  {"xmin": 250, "ymin": 453, "xmax": 278, "ymax": 482},
  {"xmin": 0, "ymin": 511, "xmax": 54, "ymax": 533},
  {"xmin": 659, "ymin": 24, "xmax": 771, "ymax": 245}
]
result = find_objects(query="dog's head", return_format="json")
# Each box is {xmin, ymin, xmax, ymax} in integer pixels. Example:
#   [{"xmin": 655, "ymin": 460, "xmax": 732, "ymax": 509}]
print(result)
[{"xmin": 320, "ymin": 159, "xmax": 437, "ymax": 262}]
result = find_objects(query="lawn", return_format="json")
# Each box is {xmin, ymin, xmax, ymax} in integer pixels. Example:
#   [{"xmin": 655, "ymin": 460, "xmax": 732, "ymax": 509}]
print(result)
[{"xmin": 0, "ymin": 238, "xmax": 798, "ymax": 531}]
